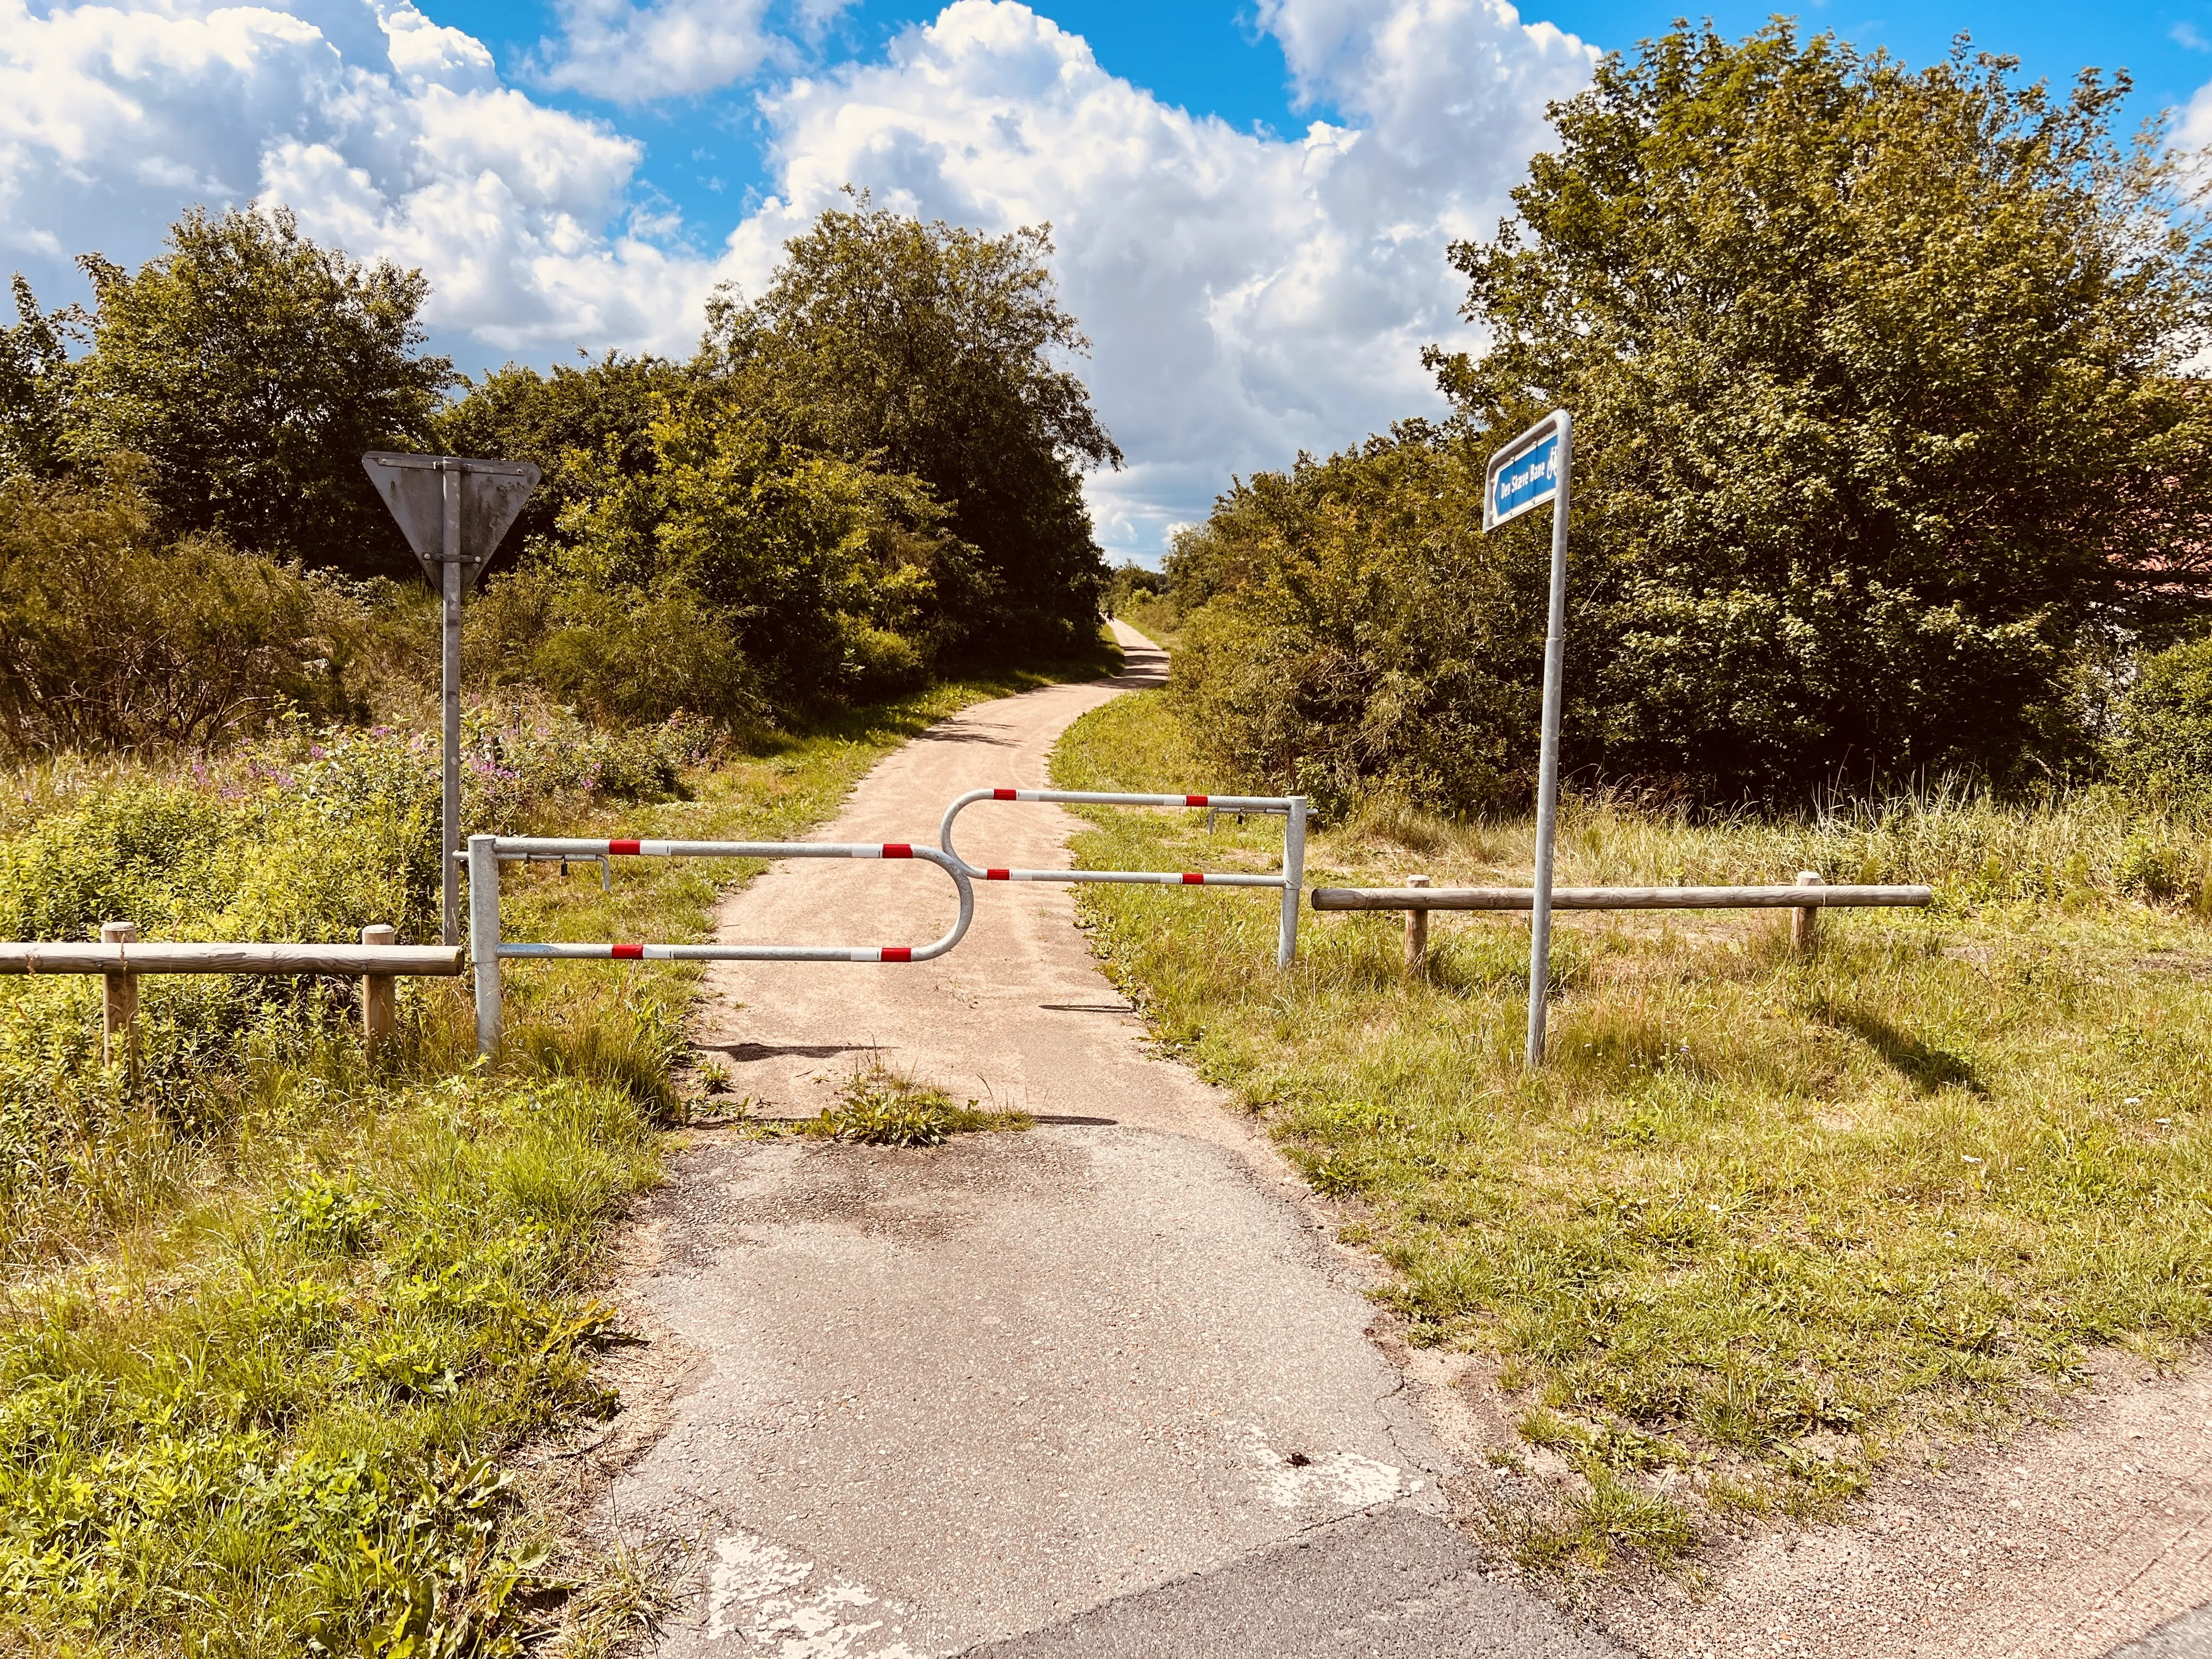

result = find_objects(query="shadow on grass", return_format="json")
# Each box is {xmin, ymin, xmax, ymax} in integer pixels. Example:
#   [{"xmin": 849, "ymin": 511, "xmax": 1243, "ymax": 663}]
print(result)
[{"xmin": 1818, "ymin": 1004, "xmax": 1983, "ymax": 1094}]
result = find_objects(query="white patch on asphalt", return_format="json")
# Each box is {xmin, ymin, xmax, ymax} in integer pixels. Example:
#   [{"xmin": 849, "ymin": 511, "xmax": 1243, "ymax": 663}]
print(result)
[
  {"xmin": 707, "ymin": 1530, "xmax": 919, "ymax": 1657},
  {"xmin": 1238, "ymin": 1426, "xmax": 1412, "ymax": 1510}
]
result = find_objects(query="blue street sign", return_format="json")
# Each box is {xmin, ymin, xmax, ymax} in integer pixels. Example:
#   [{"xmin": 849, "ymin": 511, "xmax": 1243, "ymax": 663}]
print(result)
[
  {"xmin": 1489, "ymin": 433, "xmax": 1559, "ymax": 527},
  {"xmin": 1479, "ymin": 408, "xmax": 1573, "ymax": 1068}
]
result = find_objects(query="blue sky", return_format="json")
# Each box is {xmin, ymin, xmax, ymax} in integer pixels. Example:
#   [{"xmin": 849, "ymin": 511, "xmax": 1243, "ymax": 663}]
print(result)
[
  {"xmin": 5, "ymin": 0, "xmax": 2207, "ymax": 556},
  {"xmin": 392, "ymin": 0, "xmax": 2212, "ymax": 295}
]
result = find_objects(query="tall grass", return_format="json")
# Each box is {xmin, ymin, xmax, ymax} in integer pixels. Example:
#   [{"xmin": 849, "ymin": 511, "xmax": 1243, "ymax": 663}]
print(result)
[
  {"xmin": 0, "ymin": 661, "xmax": 1104, "ymax": 1656},
  {"xmin": 1056, "ymin": 690, "xmax": 2212, "ymax": 1573}
]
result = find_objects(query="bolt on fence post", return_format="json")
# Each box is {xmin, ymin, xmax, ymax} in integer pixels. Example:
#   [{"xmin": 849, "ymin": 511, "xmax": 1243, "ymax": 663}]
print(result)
[
  {"xmin": 360, "ymin": 924, "xmax": 397, "ymax": 1052},
  {"xmin": 100, "ymin": 919, "xmax": 138, "ymax": 1076},
  {"xmin": 1278, "ymin": 796, "xmax": 1308, "ymax": 969},
  {"xmin": 1404, "ymin": 874, "xmax": 1432, "ymax": 975},
  {"xmin": 1792, "ymin": 870, "xmax": 1824, "ymax": 955},
  {"xmin": 467, "ymin": 836, "xmax": 502, "ymax": 1057}
]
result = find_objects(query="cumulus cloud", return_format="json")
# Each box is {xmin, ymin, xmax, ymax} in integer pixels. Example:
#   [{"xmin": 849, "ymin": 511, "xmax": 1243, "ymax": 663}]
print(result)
[
  {"xmin": 0, "ymin": 0, "xmax": 731, "ymax": 350},
  {"xmin": 537, "ymin": 0, "xmax": 786, "ymax": 103},
  {"xmin": 0, "ymin": 0, "xmax": 1595, "ymax": 551},
  {"xmin": 729, "ymin": 0, "xmax": 1595, "ymax": 549}
]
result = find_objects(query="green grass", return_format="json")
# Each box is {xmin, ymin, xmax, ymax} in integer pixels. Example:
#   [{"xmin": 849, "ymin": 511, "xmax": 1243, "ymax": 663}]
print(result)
[
  {"xmin": 0, "ymin": 654, "xmax": 1111, "ymax": 1658},
  {"xmin": 1110, "ymin": 594, "xmax": 1181, "ymax": 648},
  {"xmin": 1052, "ymin": 687, "xmax": 2212, "ymax": 1573}
]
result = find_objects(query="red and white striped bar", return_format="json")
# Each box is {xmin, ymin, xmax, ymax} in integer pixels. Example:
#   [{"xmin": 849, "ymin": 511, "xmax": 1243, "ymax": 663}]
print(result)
[
  {"xmin": 507, "ymin": 837, "xmax": 929, "ymax": 860},
  {"xmin": 465, "ymin": 836, "xmax": 973, "ymax": 1056},
  {"xmin": 938, "ymin": 787, "xmax": 1308, "ymax": 969},
  {"xmin": 975, "ymin": 869, "xmax": 1281, "ymax": 887}
]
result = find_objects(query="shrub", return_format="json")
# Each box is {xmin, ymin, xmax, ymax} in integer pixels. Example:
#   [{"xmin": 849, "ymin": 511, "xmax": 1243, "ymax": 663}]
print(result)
[
  {"xmin": 0, "ymin": 466, "xmax": 360, "ymax": 756},
  {"xmin": 1166, "ymin": 425, "xmax": 1550, "ymax": 815},
  {"xmin": 2111, "ymin": 635, "xmax": 2212, "ymax": 793},
  {"xmin": 472, "ymin": 394, "xmax": 991, "ymax": 721}
]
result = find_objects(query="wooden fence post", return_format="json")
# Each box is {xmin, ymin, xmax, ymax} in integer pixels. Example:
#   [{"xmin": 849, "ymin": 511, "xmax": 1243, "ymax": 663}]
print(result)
[
  {"xmin": 360, "ymin": 924, "xmax": 397, "ymax": 1051},
  {"xmin": 1792, "ymin": 871, "xmax": 1824, "ymax": 955},
  {"xmin": 100, "ymin": 919, "xmax": 137, "ymax": 1074},
  {"xmin": 1404, "ymin": 874, "xmax": 1432, "ymax": 975}
]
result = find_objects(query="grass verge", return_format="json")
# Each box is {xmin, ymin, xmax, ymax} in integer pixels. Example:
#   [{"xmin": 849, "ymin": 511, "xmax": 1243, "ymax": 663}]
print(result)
[
  {"xmin": 1052, "ymin": 686, "xmax": 2212, "ymax": 1575},
  {"xmin": 0, "ymin": 654, "xmax": 1108, "ymax": 1658}
]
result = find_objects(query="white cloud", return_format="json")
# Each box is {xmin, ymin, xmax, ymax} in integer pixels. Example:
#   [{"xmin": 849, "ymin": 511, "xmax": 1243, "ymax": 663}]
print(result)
[
  {"xmin": 0, "ymin": 0, "xmax": 1594, "ymax": 553},
  {"xmin": 0, "ymin": 0, "xmax": 726, "ymax": 351},
  {"xmin": 537, "ymin": 0, "xmax": 785, "ymax": 103},
  {"xmin": 727, "ymin": 0, "xmax": 1595, "ymax": 551}
]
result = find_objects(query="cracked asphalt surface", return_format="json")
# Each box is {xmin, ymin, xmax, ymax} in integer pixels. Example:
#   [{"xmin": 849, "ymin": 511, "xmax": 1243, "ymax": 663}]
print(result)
[{"xmin": 605, "ymin": 628, "xmax": 1620, "ymax": 1657}]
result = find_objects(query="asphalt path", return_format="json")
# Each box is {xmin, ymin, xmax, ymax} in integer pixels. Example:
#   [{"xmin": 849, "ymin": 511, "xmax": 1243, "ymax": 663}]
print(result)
[{"xmin": 605, "ymin": 627, "xmax": 1620, "ymax": 1658}]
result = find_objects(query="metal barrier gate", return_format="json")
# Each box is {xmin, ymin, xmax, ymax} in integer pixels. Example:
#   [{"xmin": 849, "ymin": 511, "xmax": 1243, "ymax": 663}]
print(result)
[
  {"xmin": 938, "ymin": 789, "xmax": 1308, "ymax": 968},
  {"xmin": 465, "ymin": 834, "xmax": 973, "ymax": 1055}
]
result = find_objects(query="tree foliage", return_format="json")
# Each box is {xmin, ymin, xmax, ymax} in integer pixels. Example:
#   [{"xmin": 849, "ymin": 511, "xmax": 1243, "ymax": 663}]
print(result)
[
  {"xmin": 1423, "ymin": 24, "xmax": 2212, "ymax": 799},
  {"xmin": 0, "ymin": 464, "xmax": 357, "ymax": 754},
  {"xmin": 69, "ymin": 206, "xmax": 451, "ymax": 578},
  {"xmin": 1167, "ymin": 424, "xmax": 1553, "ymax": 811},
  {"xmin": 1173, "ymin": 27, "xmax": 2212, "ymax": 812},
  {"xmin": 2111, "ymin": 635, "xmax": 2212, "ymax": 792},
  {"xmin": 5, "ymin": 196, "xmax": 1118, "ymax": 741},
  {"xmin": 703, "ymin": 198, "xmax": 1120, "ymax": 658},
  {"xmin": 467, "ymin": 387, "xmax": 992, "ymax": 724},
  {"xmin": 0, "ymin": 277, "xmax": 81, "ymax": 481},
  {"xmin": 432, "ymin": 352, "xmax": 687, "ymax": 573}
]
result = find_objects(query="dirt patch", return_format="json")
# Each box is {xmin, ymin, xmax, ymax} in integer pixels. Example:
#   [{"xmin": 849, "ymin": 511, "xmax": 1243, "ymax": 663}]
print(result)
[{"xmin": 1409, "ymin": 1348, "xmax": 2212, "ymax": 1657}]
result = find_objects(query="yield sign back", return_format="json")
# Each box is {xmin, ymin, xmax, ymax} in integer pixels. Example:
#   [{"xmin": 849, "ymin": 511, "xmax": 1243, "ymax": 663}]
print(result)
[{"xmin": 362, "ymin": 452, "xmax": 542, "ymax": 589}]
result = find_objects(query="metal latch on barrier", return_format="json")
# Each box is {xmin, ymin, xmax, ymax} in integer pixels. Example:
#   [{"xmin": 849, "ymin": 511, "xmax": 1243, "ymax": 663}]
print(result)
[
  {"xmin": 464, "ymin": 835, "xmax": 973, "ymax": 1056},
  {"xmin": 938, "ymin": 788, "xmax": 1307, "ymax": 969}
]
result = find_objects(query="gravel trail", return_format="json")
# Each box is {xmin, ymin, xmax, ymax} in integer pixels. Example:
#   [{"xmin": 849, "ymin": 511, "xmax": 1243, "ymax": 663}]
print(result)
[{"xmin": 601, "ymin": 627, "xmax": 1619, "ymax": 1658}]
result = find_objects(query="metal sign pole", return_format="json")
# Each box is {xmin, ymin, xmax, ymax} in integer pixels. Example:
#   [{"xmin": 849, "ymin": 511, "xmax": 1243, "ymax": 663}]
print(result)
[
  {"xmin": 440, "ymin": 462, "xmax": 464, "ymax": 947},
  {"xmin": 1525, "ymin": 414, "xmax": 1571, "ymax": 1068},
  {"xmin": 362, "ymin": 451, "xmax": 540, "ymax": 950},
  {"xmin": 1480, "ymin": 409, "xmax": 1572, "ymax": 1068}
]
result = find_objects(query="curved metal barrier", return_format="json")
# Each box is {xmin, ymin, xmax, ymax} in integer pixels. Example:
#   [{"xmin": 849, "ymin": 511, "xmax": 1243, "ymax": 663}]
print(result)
[
  {"xmin": 938, "ymin": 788, "xmax": 1308, "ymax": 968},
  {"xmin": 465, "ymin": 834, "xmax": 973, "ymax": 1054}
]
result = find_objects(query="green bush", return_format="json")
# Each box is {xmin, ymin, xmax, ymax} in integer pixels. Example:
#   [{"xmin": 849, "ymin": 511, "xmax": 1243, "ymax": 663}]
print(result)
[
  {"xmin": 1166, "ymin": 425, "xmax": 1549, "ymax": 814},
  {"xmin": 0, "ymin": 466, "xmax": 361, "ymax": 757},
  {"xmin": 2112, "ymin": 635, "xmax": 2212, "ymax": 793},
  {"xmin": 471, "ymin": 395, "xmax": 990, "ymax": 721}
]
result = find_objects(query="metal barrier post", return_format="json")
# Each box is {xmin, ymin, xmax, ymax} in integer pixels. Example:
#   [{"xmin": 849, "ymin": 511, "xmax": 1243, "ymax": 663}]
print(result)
[
  {"xmin": 467, "ymin": 834, "xmax": 502, "ymax": 1057},
  {"xmin": 1278, "ymin": 795, "xmax": 1307, "ymax": 969}
]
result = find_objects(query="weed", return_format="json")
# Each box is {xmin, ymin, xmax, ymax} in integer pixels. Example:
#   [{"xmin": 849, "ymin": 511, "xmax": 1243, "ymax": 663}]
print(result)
[
  {"xmin": 1054, "ymin": 687, "xmax": 2212, "ymax": 1562},
  {"xmin": 799, "ymin": 1061, "xmax": 1032, "ymax": 1146},
  {"xmin": 0, "ymin": 665, "xmax": 1097, "ymax": 1654}
]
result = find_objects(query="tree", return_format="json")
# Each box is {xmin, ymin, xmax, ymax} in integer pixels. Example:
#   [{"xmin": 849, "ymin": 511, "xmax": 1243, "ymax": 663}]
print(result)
[
  {"xmin": 433, "ymin": 352, "xmax": 689, "ymax": 573},
  {"xmin": 0, "ymin": 277, "xmax": 82, "ymax": 481},
  {"xmin": 1166, "ymin": 425, "xmax": 1551, "ymax": 811},
  {"xmin": 469, "ymin": 388, "xmax": 993, "ymax": 723},
  {"xmin": 1429, "ymin": 25, "xmax": 2212, "ymax": 800},
  {"xmin": 0, "ymin": 462, "xmax": 356, "ymax": 754},
  {"xmin": 70, "ymin": 206, "xmax": 452, "ymax": 579},
  {"xmin": 703, "ymin": 199, "xmax": 1121, "ymax": 659}
]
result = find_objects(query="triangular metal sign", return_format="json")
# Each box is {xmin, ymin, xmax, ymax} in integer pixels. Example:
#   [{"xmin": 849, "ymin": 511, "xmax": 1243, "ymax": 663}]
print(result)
[{"xmin": 362, "ymin": 452, "xmax": 542, "ymax": 589}]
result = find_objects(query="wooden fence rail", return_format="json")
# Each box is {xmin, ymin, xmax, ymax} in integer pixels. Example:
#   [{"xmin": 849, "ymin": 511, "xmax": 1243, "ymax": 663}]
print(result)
[
  {"xmin": 0, "ymin": 924, "xmax": 462, "ymax": 1066},
  {"xmin": 1308, "ymin": 883, "xmax": 1933, "ymax": 912},
  {"xmin": 1310, "ymin": 873, "xmax": 1934, "ymax": 974}
]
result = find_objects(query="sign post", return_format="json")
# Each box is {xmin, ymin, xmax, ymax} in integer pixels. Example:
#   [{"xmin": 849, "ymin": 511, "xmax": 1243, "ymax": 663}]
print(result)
[
  {"xmin": 1481, "ymin": 410, "xmax": 1572, "ymax": 1068},
  {"xmin": 362, "ymin": 453, "xmax": 540, "ymax": 946}
]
